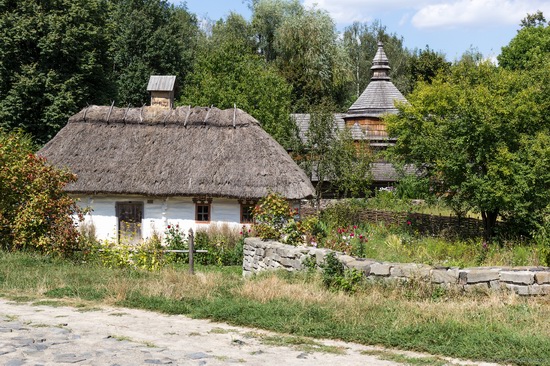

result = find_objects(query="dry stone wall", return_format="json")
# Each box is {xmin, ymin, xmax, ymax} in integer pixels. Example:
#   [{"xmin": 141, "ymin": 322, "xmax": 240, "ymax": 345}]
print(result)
[{"xmin": 243, "ymin": 237, "xmax": 550, "ymax": 296}]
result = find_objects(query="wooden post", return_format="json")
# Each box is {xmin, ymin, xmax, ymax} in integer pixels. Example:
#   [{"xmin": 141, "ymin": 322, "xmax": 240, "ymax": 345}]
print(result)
[{"xmin": 188, "ymin": 228, "xmax": 194, "ymax": 275}]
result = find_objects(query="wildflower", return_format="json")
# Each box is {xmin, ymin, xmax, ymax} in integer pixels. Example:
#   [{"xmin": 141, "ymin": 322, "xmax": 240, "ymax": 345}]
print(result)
[
  {"xmin": 248, "ymin": 229, "xmax": 251, "ymax": 233},
  {"xmin": 407, "ymin": 220, "xmax": 411, "ymax": 226},
  {"xmin": 359, "ymin": 235, "xmax": 363, "ymax": 239},
  {"xmin": 350, "ymin": 233, "xmax": 354, "ymax": 237},
  {"xmin": 239, "ymin": 231, "xmax": 243, "ymax": 235},
  {"xmin": 167, "ymin": 225, "xmax": 171, "ymax": 229},
  {"xmin": 353, "ymin": 225, "xmax": 357, "ymax": 229}
]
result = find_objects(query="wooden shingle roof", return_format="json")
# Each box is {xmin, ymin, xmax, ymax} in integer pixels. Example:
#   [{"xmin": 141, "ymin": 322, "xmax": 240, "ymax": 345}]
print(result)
[{"xmin": 347, "ymin": 42, "xmax": 407, "ymax": 117}]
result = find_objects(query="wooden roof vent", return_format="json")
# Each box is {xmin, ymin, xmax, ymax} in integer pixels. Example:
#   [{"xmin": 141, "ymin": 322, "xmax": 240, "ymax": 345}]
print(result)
[{"xmin": 147, "ymin": 75, "xmax": 176, "ymax": 109}]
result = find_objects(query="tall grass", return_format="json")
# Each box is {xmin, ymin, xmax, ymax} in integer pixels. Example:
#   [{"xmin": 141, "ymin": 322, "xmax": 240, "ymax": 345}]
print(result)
[{"xmin": 1, "ymin": 251, "xmax": 549, "ymax": 366}]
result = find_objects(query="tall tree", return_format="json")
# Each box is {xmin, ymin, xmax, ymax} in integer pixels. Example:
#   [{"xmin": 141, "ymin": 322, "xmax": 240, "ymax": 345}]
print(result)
[
  {"xmin": 499, "ymin": 12, "xmax": 550, "ymax": 70},
  {"xmin": 409, "ymin": 46, "xmax": 450, "ymax": 86},
  {"xmin": 107, "ymin": 0, "xmax": 199, "ymax": 106},
  {"xmin": 273, "ymin": 6, "xmax": 350, "ymax": 111},
  {"xmin": 180, "ymin": 13, "xmax": 298, "ymax": 149},
  {"xmin": 386, "ymin": 61, "xmax": 550, "ymax": 240},
  {"xmin": 0, "ymin": 0, "xmax": 111, "ymax": 144}
]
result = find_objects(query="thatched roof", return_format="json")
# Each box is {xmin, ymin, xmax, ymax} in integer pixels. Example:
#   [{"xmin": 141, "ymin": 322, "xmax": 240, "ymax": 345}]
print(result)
[{"xmin": 38, "ymin": 106, "xmax": 315, "ymax": 200}]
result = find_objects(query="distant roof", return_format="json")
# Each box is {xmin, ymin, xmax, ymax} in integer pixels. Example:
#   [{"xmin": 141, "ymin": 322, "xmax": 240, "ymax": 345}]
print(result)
[
  {"xmin": 147, "ymin": 75, "xmax": 176, "ymax": 92},
  {"xmin": 291, "ymin": 113, "xmax": 392, "ymax": 143},
  {"xmin": 38, "ymin": 106, "xmax": 314, "ymax": 200},
  {"xmin": 347, "ymin": 42, "xmax": 407, "ymax": 117}
]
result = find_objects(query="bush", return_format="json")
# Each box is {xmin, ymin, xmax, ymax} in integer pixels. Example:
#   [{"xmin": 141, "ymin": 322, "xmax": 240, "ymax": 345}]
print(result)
[
  {"xmin": 253, "ymin": 192, "xmax": 303, "ymax": 245},
  {"xmin": 0, "ymin": 130, "xmax": 82, "ymax": 256},
  {"xmin": 192, "ymin": 224, "xmax": 246, "ymax": 266}
]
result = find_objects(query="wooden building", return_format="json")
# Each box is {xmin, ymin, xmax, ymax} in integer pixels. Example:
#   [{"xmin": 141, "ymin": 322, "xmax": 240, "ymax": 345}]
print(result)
[{"xmin": 293, "ymin": 42, "xmax": 409, "ymax": 189}]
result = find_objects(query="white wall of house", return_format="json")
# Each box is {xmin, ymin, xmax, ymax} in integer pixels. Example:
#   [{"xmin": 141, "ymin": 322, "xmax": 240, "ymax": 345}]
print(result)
[{"xmin": 75, "ymin": 195, "xmax": 249, "ymax": 243}]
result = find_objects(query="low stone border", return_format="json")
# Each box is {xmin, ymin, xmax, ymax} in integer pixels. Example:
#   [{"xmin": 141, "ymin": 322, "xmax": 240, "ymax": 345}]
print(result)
[{"xmin": 243, "ymin": 237, "xmax": 550, "ymax": 296}]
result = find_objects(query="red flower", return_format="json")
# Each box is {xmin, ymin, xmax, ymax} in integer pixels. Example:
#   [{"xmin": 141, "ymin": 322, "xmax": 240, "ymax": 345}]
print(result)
[
  {"xmin": 407, "ymin": 220, "xmax": 411, "ymax": 225},
  {"xmin": 359, "ymin": 235, "xmax": 363, "ymax": 239},
  {"xmin": 167, "ymin": 225, "xmax": 171, "ymax": 229},
  {"xmin": 239, "ymin": 231, "xmax": 243, "ymax": 235},
  {"xmin": 353, "ymin": 225, "xmax": 357, "ymax": 229},
  {"xmin": 350, "ymin": 233, "xmax": 354, "ymax": 237}
]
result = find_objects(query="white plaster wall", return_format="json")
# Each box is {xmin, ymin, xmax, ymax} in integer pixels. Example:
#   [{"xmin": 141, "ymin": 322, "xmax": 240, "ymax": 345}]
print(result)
[{"xmin": 75, "ymin": 195, "xmax": 249, "ymax": 242}]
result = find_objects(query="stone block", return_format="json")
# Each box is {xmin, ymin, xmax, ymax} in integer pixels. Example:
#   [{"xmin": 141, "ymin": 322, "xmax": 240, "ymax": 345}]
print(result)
[
  {"xmin": 459, "ymin": 269, "xmax": 499, "ymax": 284},
  {"xmin": 529, "ymin": 284, "xmax": 550, "ymax": 295},
  {"xmin": 346, "ymin": 261, "xmax": 371, "ymax": 275},
  {"xmin": 431, "ymin": 268, "xmax": 459, "ymax": 284},
  {"xmin": 489, "ymin": 280, "xmax": 501, "ymax": 290},
  {"xmin": 337, "ymin": 255, "xmax": 356, "ymax": 264},
  {"xmin": 505, "ymin": 284, "xmax": 530, "ymax": 296},
  {"xmin": 464, "ymin": 282, "xmax": 489, "ymax": 293},
  {"xmin": 370, "ymin": 263, "xmax": 391, "ymax": 277},
  {"xmin": 500, "ymin": 271, "xmax": 534, "ymax": 285},
  {"xmin": 391, "ymin": 264, "xmax": 431, "ymax": 279},
  {"xmin": 535, "ymin": 272, "xmax": 550, "ymax": 285}
]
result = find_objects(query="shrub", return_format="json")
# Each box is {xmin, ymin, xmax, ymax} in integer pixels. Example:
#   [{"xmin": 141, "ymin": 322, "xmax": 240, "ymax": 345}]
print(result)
[
  {"xmin": 253, "ymin": 192, "xmax": 303, "ymax": 245},
  {"xmin": 0, "ymin": 130, "xmax": 82, "ymax": 256},
  {"xmin": 321, "ymin": 252, "xmax": 363, "ymax": 293},
  {"xmin": 192, "ymin": 224, "xmax": 246, "ymax": 266},
  {"xmin": 91, "ymin": 236, "xmax": 165, "ymax": 271}
]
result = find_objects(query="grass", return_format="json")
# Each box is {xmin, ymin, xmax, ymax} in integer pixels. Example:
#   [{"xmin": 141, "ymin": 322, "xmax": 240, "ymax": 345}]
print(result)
[{"xmin": 0, "ymin": 251, "xmax": 549, "ymax": 366}]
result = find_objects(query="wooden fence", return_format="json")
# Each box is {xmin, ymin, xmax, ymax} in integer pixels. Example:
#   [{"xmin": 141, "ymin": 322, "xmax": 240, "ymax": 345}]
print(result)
[{"xmin": 302, "ymin": 206, "xmax": 483, "ymax": 238}]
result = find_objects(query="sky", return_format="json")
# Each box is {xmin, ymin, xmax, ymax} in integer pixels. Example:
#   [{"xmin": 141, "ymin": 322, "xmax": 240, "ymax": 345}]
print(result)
[{"xmin": 173, "ymin": 0, "xmax": 550, "ymax": 61}]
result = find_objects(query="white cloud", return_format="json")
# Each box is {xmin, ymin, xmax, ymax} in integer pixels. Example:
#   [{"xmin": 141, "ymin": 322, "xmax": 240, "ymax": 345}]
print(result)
[
  {"xmin": 302, "ymin": 0, "xmax": 550, "ymax": 29},
  {"xmin": 411, "ymin": 0, "xmax": 550, "ymax": 29}
]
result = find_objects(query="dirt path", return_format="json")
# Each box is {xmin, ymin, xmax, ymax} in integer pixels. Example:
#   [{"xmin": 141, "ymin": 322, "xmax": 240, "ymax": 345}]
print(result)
[{"xmin": 0, "ymin": 298, "xmax": 501, "ymax": 365}]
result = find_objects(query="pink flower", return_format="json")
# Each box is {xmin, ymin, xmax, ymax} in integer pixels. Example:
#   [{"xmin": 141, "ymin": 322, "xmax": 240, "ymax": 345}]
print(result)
[
  {"xmin": 353, "ymin": 225, "xmax": 357, "ymax": 229},
  {"xmin": 359, "ymin": 235, "xmax": 363, "ymax": 239},
  {"xmin": 407, "ymin": 220, "xmax": 411, "ymax": 226},
  {"xmin": 239, "ymin": 231, "xmax": 243, "ymax": 235},
  {"xmin": 350, "ymin": 233, "xmax": 354, "ymax": 237}
]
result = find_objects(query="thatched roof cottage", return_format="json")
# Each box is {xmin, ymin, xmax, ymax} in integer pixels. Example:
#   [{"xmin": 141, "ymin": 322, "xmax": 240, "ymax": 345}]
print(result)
[{"xmin": 39, "ymin": 105, "xmax": 314, "ymax": 242}]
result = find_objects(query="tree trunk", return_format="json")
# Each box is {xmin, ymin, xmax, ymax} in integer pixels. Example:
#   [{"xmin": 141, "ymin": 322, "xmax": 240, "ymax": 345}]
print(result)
[{"xmin": 481, "ymin": 210, "xmax": 499, "ymax": 241}]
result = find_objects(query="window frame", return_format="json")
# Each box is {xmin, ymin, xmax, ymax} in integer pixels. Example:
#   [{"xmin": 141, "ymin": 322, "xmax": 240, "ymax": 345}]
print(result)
[
  {"xmin": 193, "ymin": 198, "xmax": 212, "ymax": 223},
  {"xmin": 239, "ymin": 200, "xmax": 256, "ymax": 224}
]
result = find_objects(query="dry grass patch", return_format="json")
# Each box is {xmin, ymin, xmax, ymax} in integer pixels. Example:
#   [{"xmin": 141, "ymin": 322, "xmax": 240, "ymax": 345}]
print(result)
[{"xmin": 237, "ymin": 273, "xmax": 331, "ymax": 305}]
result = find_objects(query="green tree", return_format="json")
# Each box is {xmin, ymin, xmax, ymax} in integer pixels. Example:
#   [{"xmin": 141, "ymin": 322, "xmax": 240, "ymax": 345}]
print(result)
[
  {"xmin": 250, "ymin": 0, "xmax": 302, "ymax": 62},
  {"xmin": 0, "ymin": 0, "xmax": 111, "ymax": 144},
  {"xmin": 107, "ymin": 0, "xmax": 199, "ymax": 106},
  {"xmin": 0, "ymin": 130, "xmax": 82, "ymax": 256},
  {"xmin": 499, "ymin": 12, "xmax": 550, "ymax": 70},
  {"xmin": 386, "ymin": 61, "xmax": 550, "ymax": 240},
  {"xmin": 180, "ymin": 13, "xmax": 298, "ymax": 148},
  {"xmin": 409, "ymin": 46, "xmax": 450, "ymax": 86},
  {"xmin": 299, "ymin": 103, "xmax": 372, "ymax": 203},
  {"xmin": 274, "ymin": 6, "xmax": 350, "ymax": 111}
]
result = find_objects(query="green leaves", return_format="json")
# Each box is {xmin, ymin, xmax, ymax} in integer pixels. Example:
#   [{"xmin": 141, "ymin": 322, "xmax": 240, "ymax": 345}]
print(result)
[
  {"xmin": 386, "ymin": 60, "xmax": 550, "ymax": 239},
  {"xmin": 0, "ymin": 130, "xmax": 82, "ymax": 256}
]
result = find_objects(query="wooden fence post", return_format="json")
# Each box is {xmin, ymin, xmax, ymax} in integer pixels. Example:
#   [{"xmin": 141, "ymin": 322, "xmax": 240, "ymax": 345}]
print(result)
[{"xmin": 188, "ymin": 228, "xmax": 194, "ymax": 275}]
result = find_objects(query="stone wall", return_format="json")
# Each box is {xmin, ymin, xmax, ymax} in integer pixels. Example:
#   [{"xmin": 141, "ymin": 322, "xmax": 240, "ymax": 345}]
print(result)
[{"xmin": 243, "ymin": 237, "xmax": 550, "ymax": 296}]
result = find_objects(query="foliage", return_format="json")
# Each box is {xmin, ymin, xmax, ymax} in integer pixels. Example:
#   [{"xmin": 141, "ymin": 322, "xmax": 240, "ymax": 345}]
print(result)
[
  {"xmin": 90, "ymin": 236, "xmax": 166, "ymax": 271},
  {"xmin": 107, "ymin": 0, "xmax": 199, "ymax": 107},
  {"xmin": 386, "ymin": 60, "xmax": 550, "ymax": 240},
  {"xmin": 0, "ymin": 130, "xmax": 82, "ymax": 256},
  {"xmin": 273, "ymin": 5, "xmax": 350, "ymax": 111},
  {"xmin": 298, "ymin": 103, "xmax": 373, "ymax": 202},
  {"xmin": 0, "ymin": 0, "xmax": 112, "ymax": 144},
  {"xmin": 253, "ymin": 192, "xmax": 303, "ymax": 245},
  {"xmin": 499, "ymin": 11, "xmax": 550, "ymax": 70},
  {"xmin": 321, "ymin": 252, "xmax": 363, "ymax": 293},
  {"xmin": 409, "ymin": 46, "xmax": 450, "ymax": 86},
  {"xmin": 192, "ymin": 224, "xmax": 247, "ymax": 266},
  {"xmin": 180, "ymin": 13, "xmax": 298, "ymax": 149}
]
